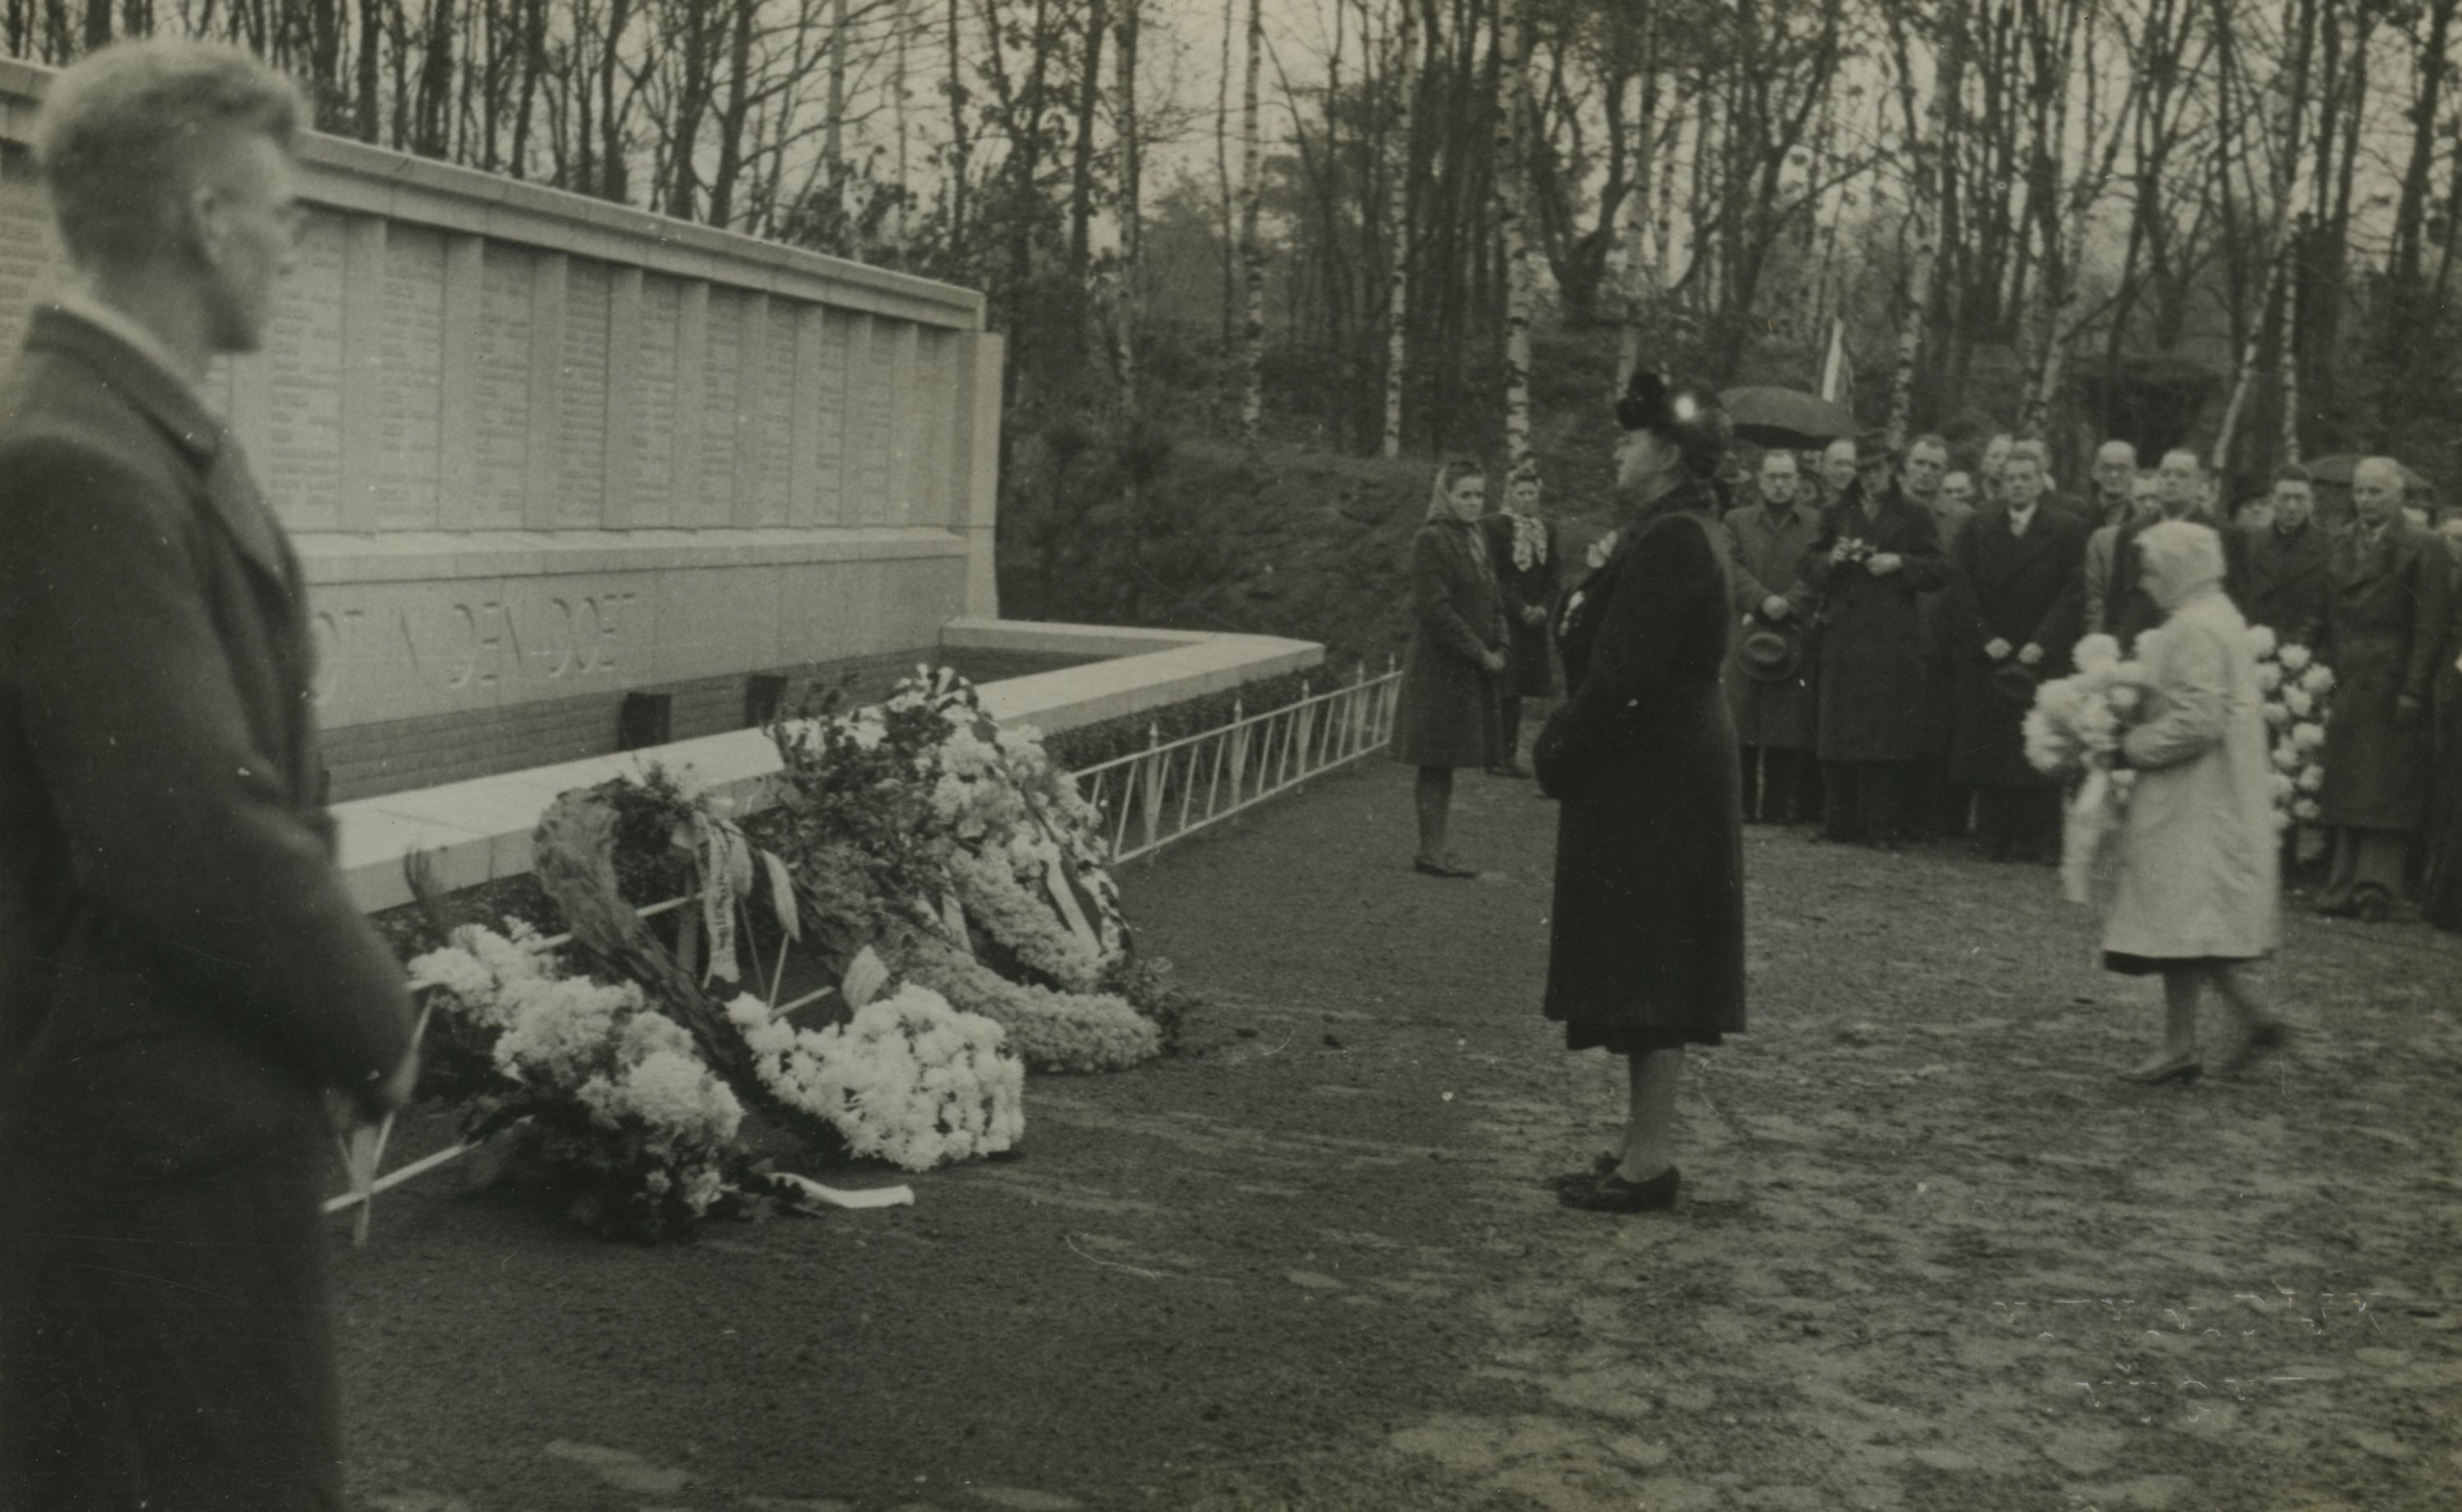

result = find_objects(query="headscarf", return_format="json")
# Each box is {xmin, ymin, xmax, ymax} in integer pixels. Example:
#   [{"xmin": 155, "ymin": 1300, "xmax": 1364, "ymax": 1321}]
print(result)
[{"xmin": 2135, "ymin": 518, "xmax": 2226, "ymax": 609}]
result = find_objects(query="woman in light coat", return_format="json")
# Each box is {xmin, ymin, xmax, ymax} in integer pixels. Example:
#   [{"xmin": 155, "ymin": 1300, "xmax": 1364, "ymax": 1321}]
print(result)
[{"xmin": 2104, "ymin": 520, "xmax": 2290, "ymax": 1084}]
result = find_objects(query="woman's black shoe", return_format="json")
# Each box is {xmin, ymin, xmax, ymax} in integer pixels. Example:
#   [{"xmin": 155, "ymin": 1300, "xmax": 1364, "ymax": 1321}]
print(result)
[
  {"xmin": 1558, "ymin": 1166, "xmax": 1680, "ymax": 1213},
  {"xmin": 1412, "ymin": 856, "xmax": 1478, "ymax": 879},
  {"xmin": 2120, "ymin": 1053, "xmax": 2202, "ymax": 1086}
]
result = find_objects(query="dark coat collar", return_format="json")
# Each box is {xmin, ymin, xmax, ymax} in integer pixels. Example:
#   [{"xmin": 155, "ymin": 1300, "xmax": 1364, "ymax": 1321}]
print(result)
[{"xmin": 25, "ymin": 306, "xmax": 290, "ymax": 589}]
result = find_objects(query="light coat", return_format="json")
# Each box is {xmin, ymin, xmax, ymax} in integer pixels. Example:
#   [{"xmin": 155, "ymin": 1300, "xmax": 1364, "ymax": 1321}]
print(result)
[
  {"xmin": 1719, "ymin": 500, "xmax": 1823, "ymax": 750},
  {"xmin": 2103, "ymin": 592, "xmax": 2282, "ymax": 962}
]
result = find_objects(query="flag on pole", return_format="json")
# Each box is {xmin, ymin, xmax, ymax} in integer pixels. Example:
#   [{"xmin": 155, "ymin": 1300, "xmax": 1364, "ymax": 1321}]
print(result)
[{"xmin": 1818, "ymin": 317, "xmax": 1854, "ymax": 412}]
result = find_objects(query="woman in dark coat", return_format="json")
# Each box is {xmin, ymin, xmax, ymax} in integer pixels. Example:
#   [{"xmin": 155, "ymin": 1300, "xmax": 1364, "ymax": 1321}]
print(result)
[
  {"xmin": 2422, "ymin": 522, "xmax": 2462, "ymax": 931},
  {"xmin": 1800, "ymin": 434, "xmax": 1950, "ymax": 845},
  {"xmin": 1390, "ymin": 458, "xmax": 1508, "ymax": 875},
  {"xmin": 1536, "ymin": 373, "xmax": 1746, "ymax": 1214},
  {"xmin": 1479, "ymin": 469, "xmax": 1561, "ymax": 777}
]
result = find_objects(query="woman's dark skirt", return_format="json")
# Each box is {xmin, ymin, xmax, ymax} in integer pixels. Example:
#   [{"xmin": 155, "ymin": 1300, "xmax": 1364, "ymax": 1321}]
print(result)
[{"xmin": 2102, "ymin": 952, "xmax": 2259, "ymax": 976}]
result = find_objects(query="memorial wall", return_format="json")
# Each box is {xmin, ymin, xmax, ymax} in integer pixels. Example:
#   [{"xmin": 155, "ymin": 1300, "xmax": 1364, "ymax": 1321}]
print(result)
[{"xmin": 0, "ymin": 58, "xmax": 1007, "ymax": 797}]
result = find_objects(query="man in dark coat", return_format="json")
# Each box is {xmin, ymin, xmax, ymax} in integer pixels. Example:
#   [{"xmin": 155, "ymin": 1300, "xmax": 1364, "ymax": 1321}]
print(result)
[
  {"xmin": 1722, "ymin": 449, "xmax": 1823, "ymax": 822},
  {"xmin": 1947, "ymin": 441, "xmax": 2087, "ymax": 861},
  {"xmin": 2315, "ymin": 456, "xmax": 2455, "ymax": 920},
  {"xmin": 1801, "ymin": 431, "xmax": 1951, "ymax": 846},
  {"xmin": 1904, "ymin": 433, "xmax": 1973, "ymax": 839},
  {"xmin": 2240, "ymin": 465, "xmax": 2333, "ymax": 651},
  {"xmin": 0, "ymin": 41, "xmax": 417, "ymax": 1507},
  {"xmin": 1479, "ymin": 469, "xmax": 1560, "ymax": 778},
  {"xmin": 2105, "ymin": 448, "xmax": 2247, "ymax": 651}
]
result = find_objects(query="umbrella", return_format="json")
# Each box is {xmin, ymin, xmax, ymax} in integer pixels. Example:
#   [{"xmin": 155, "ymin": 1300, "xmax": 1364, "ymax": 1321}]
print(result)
[
  {"xmin": 2300, "ymin": 454, "xmax": 2427, "ymax": 490},
  {"xmin": 1718, "ymin": 386, "xmax": 1856, "ymax": 450}
]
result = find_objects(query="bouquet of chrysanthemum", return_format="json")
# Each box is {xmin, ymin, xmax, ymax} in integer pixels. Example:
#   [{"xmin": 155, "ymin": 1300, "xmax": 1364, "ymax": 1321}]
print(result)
[
  {"xmin": 409, "ymin": 925, "xmax": 747, "ymax": 1238},
  {"xmin": 2023, "ymin": 633, "xmax": 2149, "ymax": 904},
  {"xmin": 2248, "ymin": 626, "xmax": 2335, "ymax": 829},
  {"xmin": 791, "ymin": 983, "xmax": 1026, "ymax": 1170}
]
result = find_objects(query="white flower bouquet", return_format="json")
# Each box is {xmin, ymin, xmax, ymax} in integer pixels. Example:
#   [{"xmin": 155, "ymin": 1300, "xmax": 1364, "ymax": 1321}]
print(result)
[
  {"xmin": 410, "ymin": 925, "xmax": 745, "ymax": 1238},
  {"xmin": 2023, "ymin": 633, "xmax": 2149, "ymax": 904},
  {"xmin": 2248, "ymin": 628, "xmax": 2335, "ymax": 829}
]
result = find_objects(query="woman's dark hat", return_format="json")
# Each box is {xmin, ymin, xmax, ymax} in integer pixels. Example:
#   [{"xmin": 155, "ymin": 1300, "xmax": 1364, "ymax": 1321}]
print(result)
[
  {"xmin": 1617, "ymin": 371, "xmax": 1673, "ymax": 433},
  {"xmin": 1740, "ymin": 620, "xmax": 1806, "ymax": 683},
  {"xmin": 1989, "ymin": 660, "xmax": 2042, "ymax": 706}
]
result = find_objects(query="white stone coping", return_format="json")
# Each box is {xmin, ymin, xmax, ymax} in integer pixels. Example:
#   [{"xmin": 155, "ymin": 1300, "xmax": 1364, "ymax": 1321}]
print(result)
[
  {"xmin": 292, "ymin": 526, "xmax": 971, "ymax": 585},
  {"xmin": 332, "ymin": 619, "xmax": 1322, "ymax": 912},
  {"xmin": 0, "ymin": 60, "xmax": 984, "ymax": 331}
]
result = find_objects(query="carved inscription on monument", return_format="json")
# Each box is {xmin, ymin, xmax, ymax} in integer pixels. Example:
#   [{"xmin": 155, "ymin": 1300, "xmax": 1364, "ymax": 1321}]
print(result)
[
  {"xmin": 373, "ymin": 225, "xmax": 446, "ymax": 530},
  {"xmin": 699, "ymin": 288, "xmax": 743, "ymax": 525},
  {"xmin": 310, "ymin": 580, "xmax": 644, "ymax": 724},
  {"xmin": 472, "ymin": 245, "xmax": 533, "ymax": 528},
  {"xmin": 258, "ymin": 217, "xmax": 346, "ymax": 529},
  {"xmin": 757, "ymin": 302, "xmax": 797, "ymax": 525},
  {"xmin": 810, "ymin": 308, "xmax": 849, "ymax": 524},
  {"xmin": 634, "ymin": 276, "xmax": 680, "ymax": 522},
  {"xmin": 560, "ymin": 258, "xmax": 612, "ymax": 528},
  {"xmin": 853, "ymin": 316, "xmax": 895, "ymax": 523}
]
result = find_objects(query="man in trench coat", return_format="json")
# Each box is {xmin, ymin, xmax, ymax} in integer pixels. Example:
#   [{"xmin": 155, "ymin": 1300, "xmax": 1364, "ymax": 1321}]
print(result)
[
  {"xmin": 2315, "ymin": 456, "xmax": 2455, "ymax": 920},
  {"xmin": 0, "ymin": 40, "xmax": 416, "ymax": 1506},
  {"xmin": 1722, "ymin": 449, "xmax": 1824, "ymax": 822}
]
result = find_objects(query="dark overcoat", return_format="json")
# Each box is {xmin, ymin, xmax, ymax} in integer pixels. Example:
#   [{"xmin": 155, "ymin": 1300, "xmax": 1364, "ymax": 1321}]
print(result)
[
  {"xmin": 2107, "ymin": 508, "xmax": 2249, "ymax": 651},
  {"xmin": 1534, "ymin": 482, "xmax": 1745, "ymax": 1043},
  {"xmin": 1800, "ymin": 482, "xmax": 1949, "ymax": 763},
  {"xmin": 2238, "ymin": 520, "xmax": 2334, "ymax": 651},
  {"xmin": 2318, "ymin": 521, "xmax": 2454, "ymax": 832},
  {"xmin": 1719, "ymin": 500, "xmax": 1823, "ymax": 750},
  {"xmin": 0, "ymin": 308, "xmax": 414, "ymax": 1508},
  {"xmin": 1947, "ymin": 504, "xmax": 2088, "ymax": 788},
  {"xmin": 1480, "ymin": 509, "xmax": 1560, "ymax": 697},
  {"xmin": 2423, "ymin": 550, "xmax": 2462, "ymax": 930},
  {"xmin": 1389, "ymin": 518, "xmax": 1507, "ymax": 768}
]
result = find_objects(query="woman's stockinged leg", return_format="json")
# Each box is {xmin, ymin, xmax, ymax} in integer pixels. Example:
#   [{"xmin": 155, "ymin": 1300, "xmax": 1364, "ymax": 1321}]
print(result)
[
  {"xmin": 2160, "ymin": 970, "xmax": 2202, "ymax": 1059},
  {"xmin": 1618, "ymin": 1046, "xmax": 1685, "ymax": 1181},
  {"xmin": 1414, "ymin": 766, "xmax": 1454, "ymax": 863}
]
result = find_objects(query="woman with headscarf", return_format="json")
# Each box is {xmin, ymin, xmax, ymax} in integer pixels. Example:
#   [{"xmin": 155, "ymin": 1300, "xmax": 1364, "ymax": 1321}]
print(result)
[
  {"xmin": 1390, "ymin": 458, "xmax": 1508, "ymax": 876},
  {"xmin": 1537, "ymin": 373, "xmax": 1746, "ymax": 1213},
  {"xmin": 2103, "ymin": 519, "xmax": 2290, "ymax": 1084}
]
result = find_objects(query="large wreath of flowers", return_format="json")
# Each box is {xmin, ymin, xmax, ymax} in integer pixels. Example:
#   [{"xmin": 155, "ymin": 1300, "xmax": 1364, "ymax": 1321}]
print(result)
[
  {"xmin": 2025, "ymin": 633, "xmax": 2149, "ymax": 903},
  {"xmin": 2246, "ymin": 625, "xmax": 2336, "ymax": 829},
  {"xmin": 395, "ymin": 667, "xmax": 1177, "ymax": 1240}
]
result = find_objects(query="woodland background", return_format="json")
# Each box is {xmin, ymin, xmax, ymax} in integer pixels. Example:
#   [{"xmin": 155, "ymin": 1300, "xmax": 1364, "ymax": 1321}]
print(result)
[{"xmin": 17, "ymin": 0, "xmax": 2462, "ymax": 656}]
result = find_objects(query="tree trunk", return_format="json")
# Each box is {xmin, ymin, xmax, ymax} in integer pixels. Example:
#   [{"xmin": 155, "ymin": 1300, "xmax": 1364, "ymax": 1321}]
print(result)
[
  {"xmin": 947, "ymin": 0, "xmax": 969, "ymax": 246},
  {"xmin": 1613, "ymin": 13, "xmax": 1659, "ymax": 392},
  {"xmin": 1884, "ymin": 2, "xmax": 1943, "ymax": 446},
  {"xmin": 1382, "ymin": 0, "xmax": 1416, "ymax": 457},
  {"xmin": 1238, "ymin": 0, "xmax": 1265, "ymax": 445},
  {"xmin": 1114, "ymin": 0, "xmax": 1142, "ymax": 412},
  {"xmin": 1494, "ymin": 0, "xmax": 1534, "ymax": 477},
  {"xmin": 2212, "ymin": 240, "xmax": 2289, "ymax": 476},
  {"xmin": 1069, "ymin": 0, "xmax": 1107, "ymax": 284}
]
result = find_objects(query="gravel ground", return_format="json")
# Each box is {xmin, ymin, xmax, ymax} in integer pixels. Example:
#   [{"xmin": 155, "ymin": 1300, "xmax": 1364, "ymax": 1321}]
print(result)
[{"xmin": 341, "ymin": 760, "xmax": 2462, "ymax": 1512}]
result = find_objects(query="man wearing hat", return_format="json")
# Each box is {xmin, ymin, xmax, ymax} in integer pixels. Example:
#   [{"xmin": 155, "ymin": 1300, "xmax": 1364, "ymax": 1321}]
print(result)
[
  {"xmin": 1949, "ymin": 440, "xmax": 2087, "ymax": 861},
  {"xmin": 1722, "ymin": 449, "xmax": 1824, "ymax": 822},
  {"xmin": 1800, "ymin": 429, "xmax": 1951, "ymax": 846}
]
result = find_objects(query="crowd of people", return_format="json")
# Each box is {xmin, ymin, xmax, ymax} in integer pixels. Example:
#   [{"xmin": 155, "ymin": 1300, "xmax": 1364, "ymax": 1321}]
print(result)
[
  {"xmin": 1394, "ymin": 415, "xmax": 2462, "ymax": 934},
  {"xmin": 1389, "ymin": 378, "xmax": 2462, "ymax": 1213}
]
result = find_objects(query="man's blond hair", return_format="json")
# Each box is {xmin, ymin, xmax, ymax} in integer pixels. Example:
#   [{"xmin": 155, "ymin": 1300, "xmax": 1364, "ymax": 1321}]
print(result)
[{"xmin": 34, "ymin": 38, "xmax": 302, "ymax": 270}]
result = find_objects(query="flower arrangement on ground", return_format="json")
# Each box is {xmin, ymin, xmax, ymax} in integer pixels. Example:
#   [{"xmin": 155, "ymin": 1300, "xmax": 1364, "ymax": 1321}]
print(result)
[
  {"xmin": 409, "ymin": 924, "xmax": 746, "ymax": 1239},
  {"xmin": 2024, "ymin": 633, "xmax": 2150, "ymax": 903},
  {"xmin": 2246, "ymin": 625, "xmax": 2336, "ymax": 829}
]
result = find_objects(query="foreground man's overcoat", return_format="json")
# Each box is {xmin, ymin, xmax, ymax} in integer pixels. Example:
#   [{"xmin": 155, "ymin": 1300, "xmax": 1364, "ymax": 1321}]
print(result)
[
  {"xmin": 0, "ymin": 308, "xmax": 414, "ymax": 1508},
  {"xmin": 1535, "ymin": 480, "xmax": 1746, "ymax": 1046},
  {"xmin": 2102, "ymin": 592, "xmax": 2282, "ymax": 963}
]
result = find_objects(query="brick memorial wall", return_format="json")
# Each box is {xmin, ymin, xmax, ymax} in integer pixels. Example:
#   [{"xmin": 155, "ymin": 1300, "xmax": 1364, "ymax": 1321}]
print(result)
[{"xmin": 0, "ymin": 59, "xmax": 1010, "ymax": 798}]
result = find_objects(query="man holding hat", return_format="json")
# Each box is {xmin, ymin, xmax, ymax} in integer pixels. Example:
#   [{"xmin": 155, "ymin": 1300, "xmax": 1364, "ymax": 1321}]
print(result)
[
  {"xmin": 1722, "ymin": 449, "xmax": 1824, "ymax": 822},
  {"xmin": 1948, "ymin": 439, "xmax": 2087, "ymax": 861}
]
